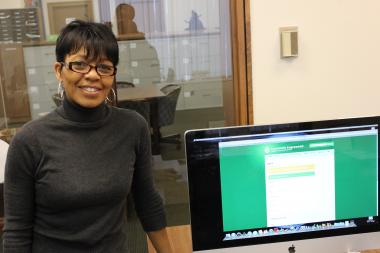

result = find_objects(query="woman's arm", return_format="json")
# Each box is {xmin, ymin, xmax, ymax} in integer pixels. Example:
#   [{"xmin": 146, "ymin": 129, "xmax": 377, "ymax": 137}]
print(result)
[
  {"xmin": 147, "ymin": 227, "xmax": 174, "ymax": 253},
  {"xmin": 3, "ymin": 128, "xmax": 39, "ymax": 252},
  {"xmin": 132, "ymin": 118, "xmax": 172, "ymax": 251}
]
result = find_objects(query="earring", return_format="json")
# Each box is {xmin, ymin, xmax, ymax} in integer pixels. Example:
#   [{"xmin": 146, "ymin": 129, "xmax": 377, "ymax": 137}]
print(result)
[
  {"xmin": 58, "ymin": 81, "xmax": 64, "ymax": 99},
  {"xmin": 106, "ymin": 88, "xmax": 116, "ymax": 104}
]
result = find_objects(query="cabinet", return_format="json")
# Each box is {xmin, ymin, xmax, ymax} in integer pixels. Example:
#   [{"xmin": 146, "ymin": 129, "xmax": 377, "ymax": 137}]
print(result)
[
  {"xmin": 117, "ymin": 39, "xmax": 161, "ymax": 85},
  {"xmin": 0, "ymin": 44, "xmax": 31, "ymax": 125},
  {"xmin": 22, "ymin": 33, "xmax": 227, "ymax": 119},
  {"xmin": 23, "ymin": 45, "xmax": 57, "ymax": 119},
  {"xmin": 147, "ymin": 32, "xmax": 227, "ymax": 110},
  {"xmin": 0, "ymin": 8, "xmax": 43, "ymax": 43},
  {"xmin": 118, "ymin": 33, "xmax": 227, "ymax": 110},
  {"xmin": 164, "ymin": 77, "xmax": 225, "ymax": 110}
]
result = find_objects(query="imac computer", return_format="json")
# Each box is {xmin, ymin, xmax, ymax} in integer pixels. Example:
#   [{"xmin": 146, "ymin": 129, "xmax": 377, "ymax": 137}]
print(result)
[{"xmin": 185, "ymin": 116, "xmax": 380, "ymax": 253}]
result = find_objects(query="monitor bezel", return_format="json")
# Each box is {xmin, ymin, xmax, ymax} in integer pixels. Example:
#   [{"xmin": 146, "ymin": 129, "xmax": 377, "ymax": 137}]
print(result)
[{"xmin": 185, "ymin": 116, "xmax": 380, "ymax": 251}]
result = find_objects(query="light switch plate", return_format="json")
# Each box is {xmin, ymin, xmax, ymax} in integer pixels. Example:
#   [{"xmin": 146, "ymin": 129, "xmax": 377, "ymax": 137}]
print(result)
[{"xmin": 280, "ymin": 26, "xmax": 298, "ymax": 58}]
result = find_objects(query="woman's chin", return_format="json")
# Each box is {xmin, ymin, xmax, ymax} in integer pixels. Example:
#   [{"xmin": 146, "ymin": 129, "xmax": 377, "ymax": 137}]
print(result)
[{"xmin": 75, "ymin": 98, "xmax": 105, "ymax": 108}]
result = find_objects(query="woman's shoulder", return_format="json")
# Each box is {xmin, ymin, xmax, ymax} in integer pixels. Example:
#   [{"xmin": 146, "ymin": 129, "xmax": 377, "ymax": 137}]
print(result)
[
  {"xmin": 21, "ymin": 110, "xmax": 58, "ymax": 130},
  {"xmin": 13, "ymin": 111, "xmax": 59, "ymax": 141}
]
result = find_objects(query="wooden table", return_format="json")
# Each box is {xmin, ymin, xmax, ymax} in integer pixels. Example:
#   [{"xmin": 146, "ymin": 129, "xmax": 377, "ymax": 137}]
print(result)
[
  {"xmin": 117, "ymin": 85, "xmax": 164, "ymax": 101},
  {"xmin": 117, "ymin": 85, "xmax": 165, "ymax": 155},
  {"xmin": 147, "ymin": 225, "xmax": 192, "ymax": 253}
]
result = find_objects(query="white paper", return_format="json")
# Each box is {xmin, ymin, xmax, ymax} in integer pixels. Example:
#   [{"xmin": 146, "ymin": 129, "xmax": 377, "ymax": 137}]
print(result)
[{"xmin": 28, "ymin": 68, "xmax": 36, "ymax": 75}]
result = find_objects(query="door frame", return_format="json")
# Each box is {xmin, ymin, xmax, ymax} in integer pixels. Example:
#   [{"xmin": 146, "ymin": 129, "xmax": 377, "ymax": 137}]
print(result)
[{"xmin": 230, "ymin": 0, "xmax": 253, "ymax": 125}]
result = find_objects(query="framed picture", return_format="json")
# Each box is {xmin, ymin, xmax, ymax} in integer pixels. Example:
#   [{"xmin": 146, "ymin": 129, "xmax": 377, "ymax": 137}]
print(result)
[{"xmin": 24, "ymin": 0, "xmax": 41, "ymax": 8}]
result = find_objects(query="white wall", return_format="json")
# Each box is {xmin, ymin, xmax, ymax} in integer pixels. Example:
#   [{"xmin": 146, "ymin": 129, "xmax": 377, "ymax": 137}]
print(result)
[
  {"xmin": 0, "ymin": 0, "xmax": 24, "ymax": 9},
  {"xmin": 251, "ymin": 0, "xmax": 380, "ymax": 125}
]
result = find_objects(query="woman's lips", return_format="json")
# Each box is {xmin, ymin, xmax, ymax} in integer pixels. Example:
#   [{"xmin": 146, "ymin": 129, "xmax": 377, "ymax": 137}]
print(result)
[{"xmin": 79, "ymin": 86, "xmax": 102, "ymax": 94}]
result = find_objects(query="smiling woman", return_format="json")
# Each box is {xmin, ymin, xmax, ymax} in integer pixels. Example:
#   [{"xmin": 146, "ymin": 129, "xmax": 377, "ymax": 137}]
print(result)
[
  {"xmin": 3, "ymin": 20, "xmax": 173, "ymax": 253},
  {"xmin": 55, "ymin": 48, "xmax": 116, "ymax": 108},
  {"xmin": 54, "ymin": 20, "xmax": 119, "ymax": 108}
]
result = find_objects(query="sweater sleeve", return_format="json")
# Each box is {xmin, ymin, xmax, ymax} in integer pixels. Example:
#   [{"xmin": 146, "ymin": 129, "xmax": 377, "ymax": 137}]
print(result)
[
  {"xmin": 3, "ymin": 127, "xmax": 40, "ymax": 253},
  {"xmin": 131, "ymin": 118, "xmax": 167, "ymax": 232}
]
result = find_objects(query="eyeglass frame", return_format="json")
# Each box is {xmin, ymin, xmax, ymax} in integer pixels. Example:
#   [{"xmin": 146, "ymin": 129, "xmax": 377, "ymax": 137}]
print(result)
[{"xmin": 60, "ymin": 61, "xmax": 117, "ymax": 76}]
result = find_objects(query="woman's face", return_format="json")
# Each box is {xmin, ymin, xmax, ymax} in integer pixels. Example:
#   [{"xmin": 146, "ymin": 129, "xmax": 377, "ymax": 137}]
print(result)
[{"xmin": 54, "ymin": 48, "xmax": 115, "ymax": 108}]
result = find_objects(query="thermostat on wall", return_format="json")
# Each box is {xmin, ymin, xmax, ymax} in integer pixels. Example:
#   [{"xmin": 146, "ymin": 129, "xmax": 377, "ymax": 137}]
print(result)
[{"xmin": 280, "ymin": 26, "xmax": 298, "ymax": 58}]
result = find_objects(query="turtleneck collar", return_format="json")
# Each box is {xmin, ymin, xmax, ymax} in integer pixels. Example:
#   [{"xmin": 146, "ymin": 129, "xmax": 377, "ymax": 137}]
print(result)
[{"xmin": 56, "ymin": 95, "xmax": 109, "ymax": 123}]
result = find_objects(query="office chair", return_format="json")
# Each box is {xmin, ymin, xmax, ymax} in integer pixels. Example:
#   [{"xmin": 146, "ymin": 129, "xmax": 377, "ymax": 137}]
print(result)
[
  {"xmin": 0, "ymin": 139, "xmax": 9, "ymax": 230},
  {"xmin": 157, "ymin": 84, "xmax": 181, "ymax": 149},
  {"xmin": 116, "ymin": 81, "xmax": 151, "ymax": 124},
  {"xmin": 116, "ymin": 81, "xmax": 135, "ymax": 88}
]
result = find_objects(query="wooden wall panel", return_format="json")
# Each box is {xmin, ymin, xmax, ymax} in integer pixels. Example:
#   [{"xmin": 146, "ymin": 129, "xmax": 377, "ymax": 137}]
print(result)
[{"xmin": 229, "ymin": 0, "xmax": 253, "ymax": 125}]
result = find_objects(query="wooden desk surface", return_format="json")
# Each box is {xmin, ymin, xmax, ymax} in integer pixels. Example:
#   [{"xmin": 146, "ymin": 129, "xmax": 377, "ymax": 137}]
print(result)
[
  {"xmin": 117, "ymin": 85, "xmax": 165, "ymax": 102},
  {"xmin": 147, "ymin": 225, "xmax": 192, "ymax": 253},
  {"xmin": 147, "ymin": 225, "xmax": 380, "ymax": 253}
]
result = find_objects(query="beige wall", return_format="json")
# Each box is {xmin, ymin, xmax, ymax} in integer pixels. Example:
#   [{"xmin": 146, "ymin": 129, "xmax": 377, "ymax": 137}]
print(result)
[
  {"xmin": 0, "ymin": 0, "xmax": 24, "ymax": 9},
  {"xmin": 251, "ymin": 0, "xmax": 380, "ymax": 125}
]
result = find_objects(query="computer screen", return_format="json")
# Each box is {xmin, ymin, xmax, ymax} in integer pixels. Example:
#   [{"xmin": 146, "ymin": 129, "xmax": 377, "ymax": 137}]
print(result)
[{"xmin": 185, "ymin": 117, "xmax": 380, "ymax": 253}]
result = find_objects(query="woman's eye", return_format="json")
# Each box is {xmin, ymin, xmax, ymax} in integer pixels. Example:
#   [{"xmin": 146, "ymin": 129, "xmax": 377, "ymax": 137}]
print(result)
[
  {"xmin": 76, "ymin": 62, "xmax": 87, "ymax": 67},
  {"xmin": 98, "ymin": 64, "xmax": 112, "ymax": 70},
  {"xmin": 98, "ymin": 64, "xmax": 113, "ymax": 72}
]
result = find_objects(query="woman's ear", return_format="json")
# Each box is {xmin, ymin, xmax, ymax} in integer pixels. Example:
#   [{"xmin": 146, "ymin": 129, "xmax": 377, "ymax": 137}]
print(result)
[{"xmin": 54, "ymin": 62, "xmax": 63, "ymax": 81}]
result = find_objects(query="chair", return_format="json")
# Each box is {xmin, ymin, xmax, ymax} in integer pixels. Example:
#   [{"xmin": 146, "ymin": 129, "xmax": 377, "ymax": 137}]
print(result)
[
  {"xmin": 0, "ymin": 139, "xmax": 9, "ymax": 230},
  {"xmin": 116, "ymin": 81, "xmax": 151, "ymax": 124},
  {"xmin": 156, "ymin": 84, "xmax": 181, "ymax": 148},
  {"xmin": 116, "ymin": 81, "xmax": 135, "ymax": 89}
]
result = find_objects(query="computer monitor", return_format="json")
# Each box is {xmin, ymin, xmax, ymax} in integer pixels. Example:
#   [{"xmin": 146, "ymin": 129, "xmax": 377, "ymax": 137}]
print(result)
[{"xmin": 185, "ymin": 116, "xmax": 380, "ymax": 253}]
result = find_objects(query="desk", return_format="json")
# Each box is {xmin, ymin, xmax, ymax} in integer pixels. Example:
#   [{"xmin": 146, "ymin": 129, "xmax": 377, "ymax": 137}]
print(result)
[
  {"xmin": 117, "ymin": 85, "xmax": 164, "ymax": 101},
  {"xmin": 147, "ymin": 225, "xmax": 380, "ymax": 253},
  {"xmin": 147, "ymin": 225, "xmax": 192, "ymax": 253},
  {"xmin": 117, "ymin": 85, "xmax": 165, "ymax": 155}
]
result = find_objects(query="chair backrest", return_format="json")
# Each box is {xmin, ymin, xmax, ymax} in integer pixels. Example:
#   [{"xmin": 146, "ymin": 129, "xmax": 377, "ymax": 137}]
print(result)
[
  {"xmin": 118, "ymin": 100, "xmax": 151, "ymax": 124},
  {"xmin": 0, "ymin": 139, "xmax": 9, "ymax": 183},
  {"xmin": 116, "ymin": 81, "xmax": 135, "ymax": 88},
  {"xmin": 116, "ymin": 82, "xmax": 151, "ymax": 123},
  {"xmin": 158, "ymin": 84, "xmax": 181, "ymax": 127},
  {"xmin": 52, "ymin": 93, "xmax": 63, "ymax": 107}
]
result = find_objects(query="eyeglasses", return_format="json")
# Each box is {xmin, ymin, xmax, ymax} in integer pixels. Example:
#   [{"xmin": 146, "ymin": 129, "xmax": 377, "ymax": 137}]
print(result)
[{"xmin": 61, "ymin": 61, "xmax": 117, "ymax": 76}]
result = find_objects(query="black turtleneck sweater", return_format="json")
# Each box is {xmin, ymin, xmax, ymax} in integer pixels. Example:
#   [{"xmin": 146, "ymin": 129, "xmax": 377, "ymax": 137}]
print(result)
[{"xmin": 3, "ymin": 98, "xmax": 166, "ymax": 253}]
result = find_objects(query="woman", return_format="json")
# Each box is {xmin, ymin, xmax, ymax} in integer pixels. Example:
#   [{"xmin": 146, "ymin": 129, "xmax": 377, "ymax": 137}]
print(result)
[{"xmin": 3, "ymin": 20, "xmax": 173, "ymax": 253}]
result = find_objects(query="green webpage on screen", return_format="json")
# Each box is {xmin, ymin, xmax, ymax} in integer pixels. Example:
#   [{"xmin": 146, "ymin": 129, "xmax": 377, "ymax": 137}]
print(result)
[{"xmin": 219, "ymin": 130, "xmax": 378, "ymax": 233}]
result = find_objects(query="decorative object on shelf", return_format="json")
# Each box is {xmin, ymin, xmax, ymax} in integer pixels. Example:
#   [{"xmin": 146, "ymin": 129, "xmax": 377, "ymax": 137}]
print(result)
[
  {"xmin": 24, "ymin": 0, "xmax": 41, "ymax": 8},
  {"xmin": 116, "ymin": 3, "xmax": 140, "ymax": 35},
  {"xmin": 185, "ymin": 10, "xmax": 205, "ymax": 31}
]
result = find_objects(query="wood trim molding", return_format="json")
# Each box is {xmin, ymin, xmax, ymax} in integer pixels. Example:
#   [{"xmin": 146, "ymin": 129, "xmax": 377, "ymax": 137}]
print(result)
[
  {"xmin": 245, "ymin": 0, "xmax": 253, "ymax": 125},
  {"xmin": 230, "ymin": 0, "xmax": 253, "ymax": 125}
]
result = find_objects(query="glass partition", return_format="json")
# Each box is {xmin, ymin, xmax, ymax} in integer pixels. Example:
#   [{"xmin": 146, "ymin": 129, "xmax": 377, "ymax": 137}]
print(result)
[{"xmin": 0, "ymin": 0, "xmax": 234, "ymax": 251}]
